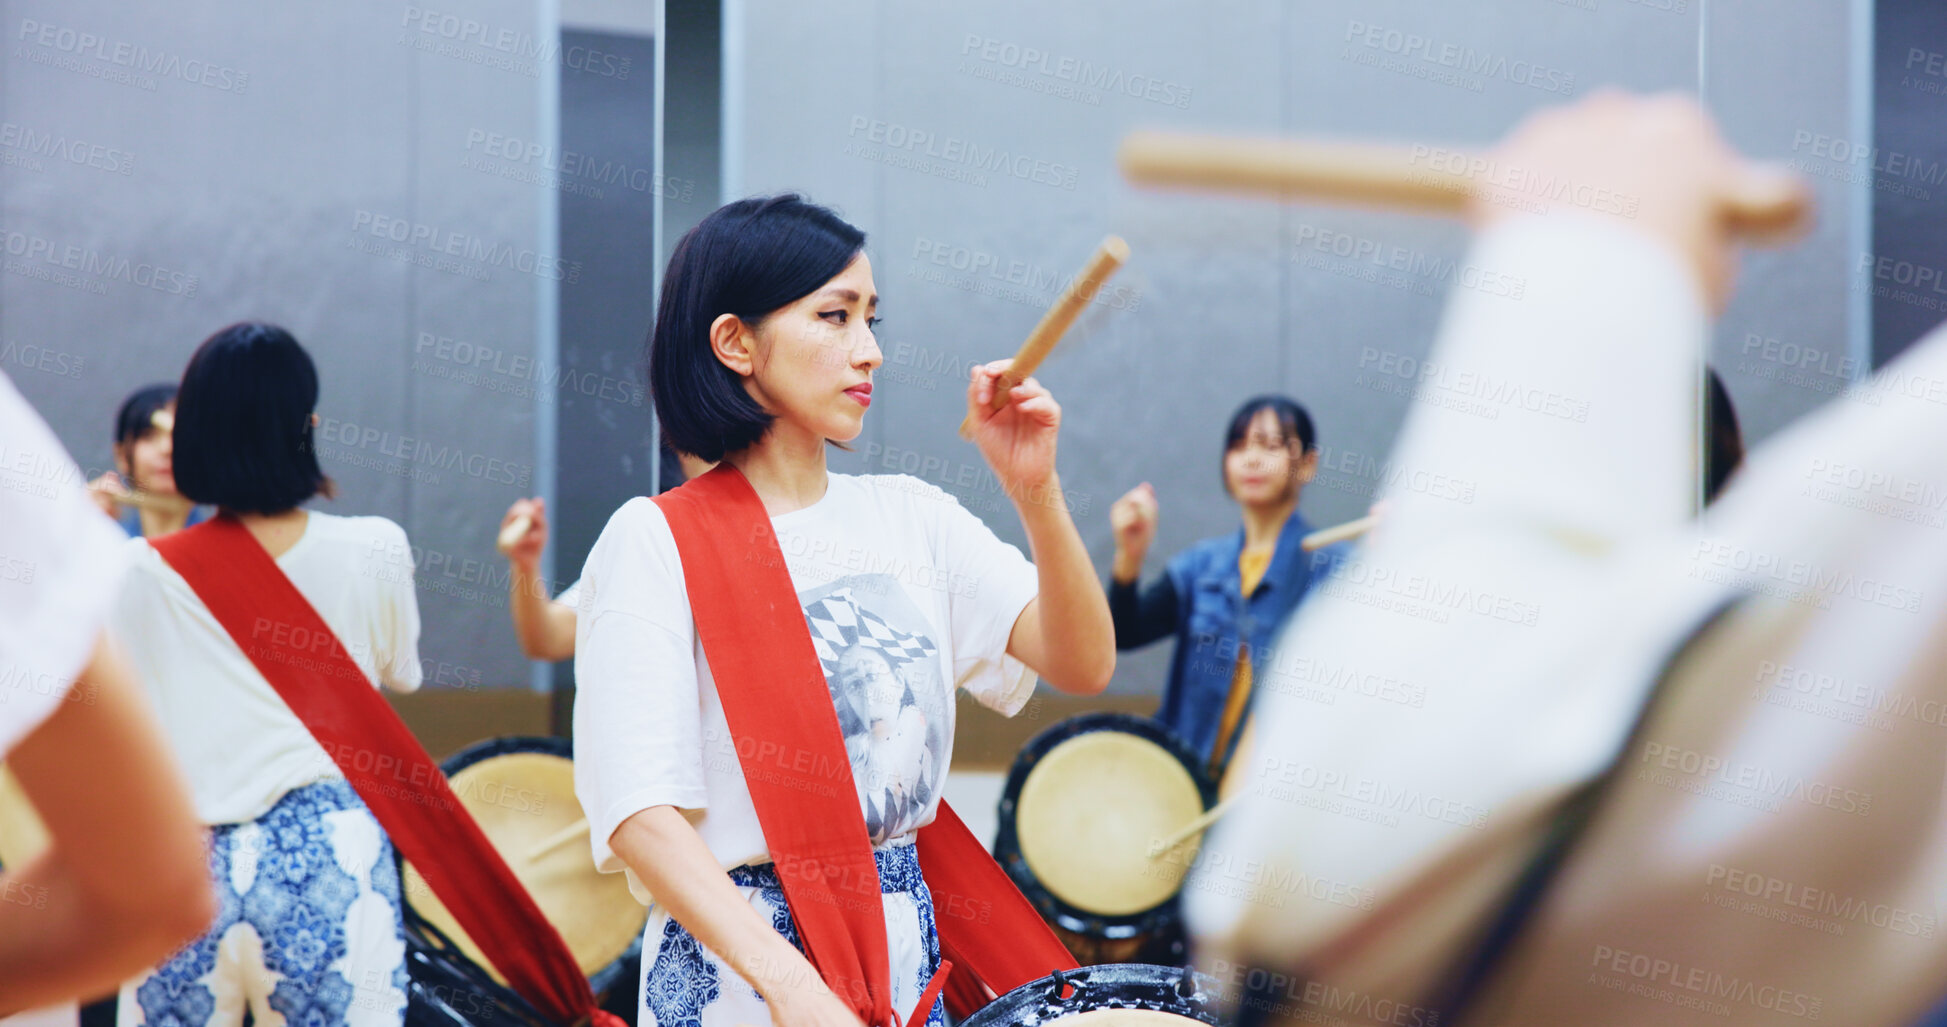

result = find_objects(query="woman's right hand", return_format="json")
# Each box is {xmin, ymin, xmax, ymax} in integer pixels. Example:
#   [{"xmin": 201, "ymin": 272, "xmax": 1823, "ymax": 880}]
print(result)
[
  {"xmin": 1111, "ymin": 482, "xmax": 1158, "ymax": 561},
  {"xmin": 500, "ymin": 497, "xmax": 549, "ymax": 573}
]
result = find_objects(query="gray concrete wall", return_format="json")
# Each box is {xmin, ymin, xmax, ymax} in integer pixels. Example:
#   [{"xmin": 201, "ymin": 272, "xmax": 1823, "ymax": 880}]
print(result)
[{"xmin": 722, "ymin": 0, "xmax": 1872, "ymax": 696}]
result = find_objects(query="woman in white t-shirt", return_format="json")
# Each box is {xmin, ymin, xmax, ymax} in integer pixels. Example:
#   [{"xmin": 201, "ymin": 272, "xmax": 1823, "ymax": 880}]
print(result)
[
  {"xmin": 574, "ymin": 195, "xmax": 1117, "ymax": 1027},
  {"xmin": 110, "ymin": 324, "xmax": 424, "ymax": 1027}
]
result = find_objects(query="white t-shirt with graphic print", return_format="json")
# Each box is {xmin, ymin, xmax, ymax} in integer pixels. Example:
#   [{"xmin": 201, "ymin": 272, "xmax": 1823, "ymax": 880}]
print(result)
[{"xmin": 572, "ymin": 473, "xmax": 1041, "ymax": 904}]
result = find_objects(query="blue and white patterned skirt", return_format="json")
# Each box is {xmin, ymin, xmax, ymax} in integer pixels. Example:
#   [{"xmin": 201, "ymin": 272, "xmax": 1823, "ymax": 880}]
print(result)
[
  {"xmin": 639, "ymin": 842, "xmax": 947, "ymax": 1027},
  {"xmin": 119, "ymin": 778, "xmax": 408, "ymax": 1027}
]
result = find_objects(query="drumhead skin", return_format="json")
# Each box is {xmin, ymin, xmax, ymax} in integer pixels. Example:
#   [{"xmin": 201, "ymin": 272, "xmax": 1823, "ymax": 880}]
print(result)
[
  {"xmin": 399, "ymin": 736, "xmax": 644, "ymax": 994},
  {"xmin": 1015, "ymin": 731, "xmax": 1205, "ymax": 915},
  {"xmin": 997, "ymin": 714, "xmax": 1217, "ymax": 943},
  {"xmin": 957, "ymin": 964, "xmax": 1224, "ymax": 1027}
]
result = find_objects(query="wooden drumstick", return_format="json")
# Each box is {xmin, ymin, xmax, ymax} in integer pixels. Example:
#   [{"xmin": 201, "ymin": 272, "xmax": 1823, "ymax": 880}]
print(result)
[
  {"xmin": 526, "ymin": 816, "xmax": 589, "ymax": 863},
  {"xmin": 1117, "ymin": 131, "xmax": 1811, "ymax": 243},
  {"xmin": 1301, "ymin": 514, "xmax": 1378, "ymax": 552},
  {"xmin": 958, "ymin": 235, "xmax": 1130, "ymax": 440},
  {"xmin": 496, "ymin": 512, "xmax": 534, "ymax": 554},
  {"xmin": 95, "ymin": 482, "xmax": 189, "ymax": 513},
  {"xmin": 1150, "ymin": 793, "xmax": 1245, "ymax": 856}
]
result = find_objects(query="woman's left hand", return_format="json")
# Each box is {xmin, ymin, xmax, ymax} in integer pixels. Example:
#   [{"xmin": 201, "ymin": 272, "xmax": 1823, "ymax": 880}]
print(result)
[{"xmin": 966, "ymin": 359, "xmax": 1060, "ymax": 497}]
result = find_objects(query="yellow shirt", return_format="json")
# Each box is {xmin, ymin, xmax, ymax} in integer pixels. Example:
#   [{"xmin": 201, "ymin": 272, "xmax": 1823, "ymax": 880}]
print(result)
[{"xmin": 1210, "ymin": 546, "xmax": 1273, "ymax": 776}]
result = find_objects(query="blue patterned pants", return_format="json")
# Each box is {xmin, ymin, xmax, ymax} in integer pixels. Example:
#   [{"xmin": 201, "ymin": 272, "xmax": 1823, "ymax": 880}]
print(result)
[
  {"xmin": 119, "ymin": 779, "xmax": 408, "ymax": 1027},
  {"xmin": 639, "ymin": 843, "xmax": 947, "ymax": 1027}
]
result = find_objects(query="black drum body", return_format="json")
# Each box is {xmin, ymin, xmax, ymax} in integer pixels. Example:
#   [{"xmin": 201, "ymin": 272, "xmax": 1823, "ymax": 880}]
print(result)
[
  {"xmin": 403, "ymin": 914, "xmax": 556, "ymax": 1027},
  {"xmin": 995, "ymin": 714, "xmax": 1217, "ymax": 968},
  {"xmin": 959, "ymin": 964, "xmax": 1226, "ymax": 1027},
  {"xmin": 399, "ymin": 735, "xmax": 644, "ymax": 1027}
]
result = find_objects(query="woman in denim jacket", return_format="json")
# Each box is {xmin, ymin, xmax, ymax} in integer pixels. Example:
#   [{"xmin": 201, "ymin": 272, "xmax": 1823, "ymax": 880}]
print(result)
[{"xmin": 1107, "ymin": 396, "xmax": 1347, "ymax": 778}]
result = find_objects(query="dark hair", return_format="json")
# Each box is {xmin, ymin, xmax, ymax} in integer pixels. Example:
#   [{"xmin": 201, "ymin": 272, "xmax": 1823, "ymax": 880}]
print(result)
[
  {"xmin": 173, "ymin": 322, "xmax": 333, "ymax": 514},
  {"xmin": 648, "ymin": 194, "xmax": 867, "ymax": 462},
  {"xmin": 113, "ymin": 383, "xmax": 177, "ymax": 447},
  {"xmin": 1705, "ymin": 367, "xmax": 1743, "ymax": 504},
  {"xmin": 1223, "ymin": 394, "xmax": 1317, "ymax": 457}
]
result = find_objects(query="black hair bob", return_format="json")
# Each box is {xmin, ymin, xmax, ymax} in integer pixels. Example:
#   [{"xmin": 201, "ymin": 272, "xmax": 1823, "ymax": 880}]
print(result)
[
  {"xmin": 172, "ymin": 322, "xmax": 333, "ymax": 514},
  {"xmin": 1222, "ymin": 394, "xmax": 1318, "ymax": 459},
  {"xmin": 648, "ymin": 194, "xmax": 867, "ymax": 462}
]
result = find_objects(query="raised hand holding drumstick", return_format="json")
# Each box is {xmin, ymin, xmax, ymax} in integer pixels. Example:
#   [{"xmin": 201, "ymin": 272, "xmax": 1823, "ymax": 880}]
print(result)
[
  {"xmin": 960, "ymin": 357, "xmax": 1118, "ymax": 695},
  {"xmin": 1109, "ymin": 482, "xmax": 1158, "ymax": 584},
  {"xmin": 500, "ymin": 498, "xmax": 576, "ymax": 662},
  {"xmin": 964, "ymin": 360, "xmax": 1064, "ymax": 505}
]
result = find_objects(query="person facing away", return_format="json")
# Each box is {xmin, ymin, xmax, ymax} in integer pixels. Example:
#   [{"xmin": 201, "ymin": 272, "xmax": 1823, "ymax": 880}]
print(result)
[
  {"xmin": 572, "ymin": 194, "xmax": 1115, "ymax": 1027},
  {"xmin": 1106, "ymin": 396, "xmax": 1348, "ymax": 777},
  {"xmin": 109, "ymin": 323, "xmax": 423, "ymax": 1027},
  {"xmin": 1188, "ymin": 90, "xmax": 1947, "ymax": 1027}
]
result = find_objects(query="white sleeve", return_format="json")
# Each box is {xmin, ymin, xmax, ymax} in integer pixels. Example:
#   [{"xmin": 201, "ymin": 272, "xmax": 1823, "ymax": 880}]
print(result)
[
  {"xmin": 918, "ymin": 480, "xmax": 1040, "ymax": 716},
  {"xmin": 1377, "ymin": 212, "xmax": 1706, "ymax": 549},
  {"xmin": 0, "ymin": 371, "xmax": 128, "ymax": 757},
  {"xmin": 573, "ymin": 498, "xmax": 707, "ymax": 877},
  {"xmin": 370, "ymin": 518, "xmax": 423, "ymax": 694},
  {"xmin": 554, "ymin": 577, "xmax": 582, "ymax": 610}
]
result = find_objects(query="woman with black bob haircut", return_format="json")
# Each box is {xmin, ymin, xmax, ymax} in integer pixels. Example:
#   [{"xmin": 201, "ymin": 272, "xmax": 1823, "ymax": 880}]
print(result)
[
  {"xmin": 112, "ymin": 322, "xmax": 425, "ymax": 1027},
  {"xmin": 575, "ymin": 195, "xmax": 1116, "ymax": 1027},
  {"xmin": 1107, "ymin": 394, "xmax": 1349, "ymax": 779},
  {"xmin": 172, "ymin": 322, "xmax": 335, "ymax": 514}
]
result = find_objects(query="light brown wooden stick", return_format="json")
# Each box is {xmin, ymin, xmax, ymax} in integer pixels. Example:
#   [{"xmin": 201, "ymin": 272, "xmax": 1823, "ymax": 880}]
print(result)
[
  {"xmin": 496, "ymin": 512, "xmax": 534, "ymax": 554},
  {"xmin": 1149, "ymin": 793, "xmax": 1244, "ymax": 857},
  {"xmin": 958, "ymin": 236, "xmax": 1130, "ymax": 440},
  {"xmin": 1117, "ymin": 131, "xmax": 1811, "ymax": 242},
  {"xmin": 525, "ymin": 816, "xmax": 589, "ymax": 863},
  {"xmin": 94, "ymin": 482, "xmax": 190, "ymax": 513},
  {"xmin": 1301, "ymin": 514, "xmax": 1378, "ymax": 552}
]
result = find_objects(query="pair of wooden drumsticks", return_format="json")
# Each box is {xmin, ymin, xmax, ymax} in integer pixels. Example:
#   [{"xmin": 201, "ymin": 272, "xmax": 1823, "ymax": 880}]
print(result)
[{"xmin": 949, "ymin": 130, "xmax": 1801, "ymax": 560}]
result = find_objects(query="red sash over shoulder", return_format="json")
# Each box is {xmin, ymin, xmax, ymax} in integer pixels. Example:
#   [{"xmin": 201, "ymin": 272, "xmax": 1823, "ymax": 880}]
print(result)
[
  {"xmin": 153, "ymin": 516, "xmax": 622, "ymax": 1027},
  {"xmin": 653, "ymin": 465, "xmax": 1076, "ymax": 1026}
]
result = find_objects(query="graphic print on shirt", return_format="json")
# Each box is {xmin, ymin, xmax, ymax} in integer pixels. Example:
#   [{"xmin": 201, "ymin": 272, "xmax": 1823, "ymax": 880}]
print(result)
[{"xmin": 799, "ymin": 574, "xmax": 945, "ymax": 842}]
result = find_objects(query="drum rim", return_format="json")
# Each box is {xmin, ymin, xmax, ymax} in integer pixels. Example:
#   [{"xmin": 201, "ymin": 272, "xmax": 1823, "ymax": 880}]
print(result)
[
  {"xmin": 398, "ymin": 734, "xmax": 642, "ymax": 1000},
  {"xmin": 995, "ymin": 714, "xmax": 1218, "ymax": 936},
  {"xmin": 439, "ymin": 733, "xmax": 574, "ymax": 775},
  {"xmin": 956, "ymin": 963, "xmax": 1225, "ymax": 1027}
]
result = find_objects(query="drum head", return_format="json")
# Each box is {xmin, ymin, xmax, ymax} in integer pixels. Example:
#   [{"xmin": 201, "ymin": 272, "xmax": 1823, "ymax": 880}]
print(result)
[
  {"xmin": 1016, "ymin": 730, "xmax": 1204, "ymax": 916},
  {"xmin": 958, "ymin": 964, "xmax": 1223, "ymax": 1027},
  {"xmin": 400, "ymin": 736, "xmax": 644, "ymax": 992},
  {"xmin": 997, "ymin": 714, "xmax": 1217, "ymax": 938}
]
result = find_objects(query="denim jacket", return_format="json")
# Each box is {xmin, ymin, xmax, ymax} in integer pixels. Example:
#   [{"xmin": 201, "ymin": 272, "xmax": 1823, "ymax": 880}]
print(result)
[{"xmin": 1107, "ymin": 510, "xmax": 1346, "ymax": 770}]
